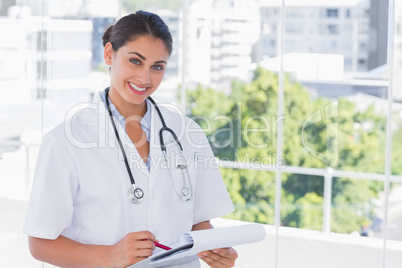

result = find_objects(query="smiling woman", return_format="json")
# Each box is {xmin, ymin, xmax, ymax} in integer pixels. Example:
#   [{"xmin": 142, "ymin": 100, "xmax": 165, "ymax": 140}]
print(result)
[
  {"xmin": 22, "ymin": 10, "xmax": 238, "ymax": 268},
  {"xmin": 102, "ymin": 11, "xmax": 172, "ymax": 111}
]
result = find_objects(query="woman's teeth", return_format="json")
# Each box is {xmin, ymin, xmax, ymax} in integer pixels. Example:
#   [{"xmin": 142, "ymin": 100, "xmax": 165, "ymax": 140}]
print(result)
[{"xmin": 129, "ymin": 82, "xmax": 147, "ymax": 92}]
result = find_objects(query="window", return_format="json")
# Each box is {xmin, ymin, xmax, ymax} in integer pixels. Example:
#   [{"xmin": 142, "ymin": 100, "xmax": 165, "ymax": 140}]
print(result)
[
  {"xmin": 326, "ymin": 8, "xmax": 339, "ymax": 18},
  {"xmin": 359, "ymin": 41, "xmax": 367, "ymax": 51},
  {"xmin": 330, "ymin": 40, "xmax": 338, "ymax": 50},
  {"xmin": 346, "ymin": 8, "xmax": 351, "ymax": 18},
  {"xmin": 0, "ymin": 2, "xmax": 121, "ymax": 265},
  {"xmin": 286, "ymin": 7, "xmax": 304, "ymax": 18},
  {"xmin": 1, "ymin": 1, "xmax": 401, "ymax": 268},
  {"xmin": 286, "ymin": 23, "xmax": 303, "ymax": 34},
  {"xmin": 327, "ymin": 24, "xmax": 339, "ymax": 34}
]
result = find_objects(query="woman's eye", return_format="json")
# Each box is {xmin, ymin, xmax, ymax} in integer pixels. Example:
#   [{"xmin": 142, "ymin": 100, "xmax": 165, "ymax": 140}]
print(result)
[
  {"xmin": 152, "ymin": 65, "xmax": 164, "ymax": 71},
  {"xmin": 130, "ymin": 59, "xmax": 141, "ymax": 65}
]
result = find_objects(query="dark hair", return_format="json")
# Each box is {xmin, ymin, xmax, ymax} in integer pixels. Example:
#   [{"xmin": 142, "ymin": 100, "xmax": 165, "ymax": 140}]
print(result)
[{"xmin": 102, "ymin": 10, "xmax": 173, "ymax": 55}]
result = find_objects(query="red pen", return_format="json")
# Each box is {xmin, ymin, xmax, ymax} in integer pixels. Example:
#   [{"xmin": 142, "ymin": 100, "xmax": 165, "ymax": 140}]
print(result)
[
  {"xmin": 141, "ymin": 239, "xmax": 171, "ymax": 250},
  {"xmin": 154, "ymin": 242, "xmax": 172, "ymax": 251}
]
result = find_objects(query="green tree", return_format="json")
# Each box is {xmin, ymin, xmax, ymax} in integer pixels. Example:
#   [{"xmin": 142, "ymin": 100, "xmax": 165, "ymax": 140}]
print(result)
[{"xmin": 186, "ymin": 67, "xmax": 400, "ymax": 234}]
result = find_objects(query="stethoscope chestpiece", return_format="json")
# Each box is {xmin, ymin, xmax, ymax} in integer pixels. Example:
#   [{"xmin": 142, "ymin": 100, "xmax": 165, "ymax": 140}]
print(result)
[
  {"xmin": 180, "ymin": 187, "xmax": 191, "ymax": 200},
  {"xmin": 128, "ymin": 185, "xmax": 144, "ymax": 204},
  {"xmin": 177, "ymin": 164, "xmax": 192, "ymax": 200}
]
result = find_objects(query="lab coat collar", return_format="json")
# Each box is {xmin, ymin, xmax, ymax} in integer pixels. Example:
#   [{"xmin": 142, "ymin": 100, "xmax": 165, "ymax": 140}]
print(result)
[
  {"xmin": 82, "ymin": 91, "xmax": 173, "ymax": 129},
  {"xmin": 81, "ymin": 91, "xmax": 108, "ymax": 129},
  {"xmin": 81, "ymin": 91, "xmax": 174, "ymax": 186}
]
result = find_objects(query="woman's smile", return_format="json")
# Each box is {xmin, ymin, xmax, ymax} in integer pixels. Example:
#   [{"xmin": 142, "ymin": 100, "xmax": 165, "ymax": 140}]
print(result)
[{"xmin": 128, "ymin": 82, "xmax": 148, "ymax": 95}]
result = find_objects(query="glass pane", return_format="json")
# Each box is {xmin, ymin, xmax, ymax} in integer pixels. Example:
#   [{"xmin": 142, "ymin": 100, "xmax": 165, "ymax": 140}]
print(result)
[
  {"xmin": 385, "ymin": 180, "xmax": 402, "ymax": 242},
  {"xmin": 0, "ymin": 1, "xmax": 44, "ymax": 267},
  {"xmin": 220, "ymin": 168, "xmax": 276, "ymax": 225},
  {"xmin": 268, "ymin": 0, "xmax": 400, "ymax": 267},
  {"xmin": 281, "ymin": 174, "xmax": 324, "ymax": 231},
  {"xmin": 391, "ymin": 0, "xmax": 402, "ymax": 180},
  {"xmin": 185, "ymin": 0, "xmax": 276, "ymax": 226},
  {"xmin": 183, "ymin": 1, "xmax": 273, "ymax": 266},
  {"xmin": 384, "ymin": 181, "xmax": 402, "ymax": 267},
  {"xmin": 0, "ymin": 0, "xmax": 120, "ymax": 267},
  {"xmin": 386, "ymin": 1, "xmax": 402, "ymax": 267},
  {"xmin": 275, "ymin": 0, "xmax": 387, "ymax": 231},
  {"xmin": 275, "ymin": 1, "xmax": 388, "ymax": 173},
  {"xmin": 331, "ymin": 177, "xmax": 382, "ymax": 235}
]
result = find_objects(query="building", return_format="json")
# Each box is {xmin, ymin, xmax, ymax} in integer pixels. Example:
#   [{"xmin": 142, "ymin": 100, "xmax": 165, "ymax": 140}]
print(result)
[
  {"xmin": 0, "ymin": 6, "xmax": 92, "ymax": 140},
  {"xmin": 256, "ymin": 0, "xmax": 402, "ymax": 101},
  {"xmin": 149, "ymin": 9, "xmax": 181, "ymax": 104},
  {"xmin": 394, "ymin": 0, "xmax": 402, "ymax": 102},
  {"xmin": 257, "ymin": 0, "xmax": 370, "ymax": 72},
  {"xmin": 185, "ymin": 0, "xmax": 260, "ymax": 90},
  {"xmin": 157, "ymin": 9, "xmax": 180, "ymax": 79},
  {"xmin": 368, "ymin": 0, "xmax": 389, "ymax": 70},
  {"xmin": 210, "ymin": 0, "xmax": 260, "ymax": 88},
  {"xmin": 21, "ymin": 0, "xmax": 119, "ymax": 18}
]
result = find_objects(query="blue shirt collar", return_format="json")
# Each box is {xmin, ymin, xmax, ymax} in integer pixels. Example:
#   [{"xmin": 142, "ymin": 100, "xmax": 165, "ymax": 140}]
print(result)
[{"xmin": 100, "ymin": 88, "xmax": 151, "ymax": 143}]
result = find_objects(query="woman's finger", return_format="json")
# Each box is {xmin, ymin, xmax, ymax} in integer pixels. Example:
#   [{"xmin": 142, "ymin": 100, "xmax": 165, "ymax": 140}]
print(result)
[{"xmin": 198, "ymin": 248, "xmax": 237, "ymax": 268}]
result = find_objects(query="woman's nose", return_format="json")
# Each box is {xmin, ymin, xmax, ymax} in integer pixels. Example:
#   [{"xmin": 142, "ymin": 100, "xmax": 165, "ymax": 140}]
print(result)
[{"xmin": 136, "ymin": 67, "xmax": 150, "ymax": 84}]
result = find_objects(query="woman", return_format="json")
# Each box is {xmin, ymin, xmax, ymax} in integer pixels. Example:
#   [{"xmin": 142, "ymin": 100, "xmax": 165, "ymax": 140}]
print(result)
[{"xmin": 23, "ymin": 10, "xmax": 237, "ymax": 268}]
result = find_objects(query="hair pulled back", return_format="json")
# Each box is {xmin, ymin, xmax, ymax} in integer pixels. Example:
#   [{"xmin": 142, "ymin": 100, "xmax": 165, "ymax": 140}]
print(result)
[{"xmin": 102, "ymin": 10, "xmax": 173, "ymax": 55}]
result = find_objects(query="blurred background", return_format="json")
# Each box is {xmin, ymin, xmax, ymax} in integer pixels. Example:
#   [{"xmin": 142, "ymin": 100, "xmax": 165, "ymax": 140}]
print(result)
[{"xmin": 0, "ymin": 0, "xmax": 401, "ymax": 267}]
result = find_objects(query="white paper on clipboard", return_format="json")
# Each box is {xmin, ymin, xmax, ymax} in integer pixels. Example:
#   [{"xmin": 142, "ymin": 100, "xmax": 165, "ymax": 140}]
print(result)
[{"xmin": 130, "ymin": 224, "xmax": 266, "ymax": 268}]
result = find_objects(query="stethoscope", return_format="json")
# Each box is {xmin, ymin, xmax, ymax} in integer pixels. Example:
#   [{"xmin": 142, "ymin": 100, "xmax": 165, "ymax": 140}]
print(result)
[{"xmin": 105, "ymin": 88, "xmax": 193, "ymax": 204}]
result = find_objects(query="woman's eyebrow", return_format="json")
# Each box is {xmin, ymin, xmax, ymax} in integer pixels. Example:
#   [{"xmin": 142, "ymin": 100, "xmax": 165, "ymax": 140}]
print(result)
[
  {"xmin": 128, "ymin": 52, "xmax": 146, "ymax": 60},
  {"xmin": 128, "ymin": 52, "xmax": 167, "ymax": 64}
]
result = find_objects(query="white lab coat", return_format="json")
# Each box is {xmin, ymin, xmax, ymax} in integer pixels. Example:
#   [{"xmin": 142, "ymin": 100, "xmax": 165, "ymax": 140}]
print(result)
[{"xmin": 23, "ymin": 92, "xmax": 234, "ymax": 268}]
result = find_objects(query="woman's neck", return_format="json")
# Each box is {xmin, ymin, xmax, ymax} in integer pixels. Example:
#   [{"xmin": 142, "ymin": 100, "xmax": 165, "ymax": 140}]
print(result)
[{"xmin": 108, "ymin": 88, "xmax": 147, "ymax": 120}]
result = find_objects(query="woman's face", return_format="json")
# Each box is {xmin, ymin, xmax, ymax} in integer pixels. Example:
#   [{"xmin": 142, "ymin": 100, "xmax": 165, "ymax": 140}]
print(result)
[{"xmin": 104, "ymin": 35, "xmax": 169, "ymax": 109}]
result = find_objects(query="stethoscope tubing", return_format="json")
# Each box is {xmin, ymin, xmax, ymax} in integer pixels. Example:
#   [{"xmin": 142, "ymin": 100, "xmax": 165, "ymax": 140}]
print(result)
[
  {"xmin": 147, "ymin": 96, "xmax": 183, "ymax": 152},
  {"xmin": 105, "ymin": 89, "xmax": 136, "ymax": 187},
  {"xmin": 104, "ymin": 88, "xmax": 192, "ymax": 202}
]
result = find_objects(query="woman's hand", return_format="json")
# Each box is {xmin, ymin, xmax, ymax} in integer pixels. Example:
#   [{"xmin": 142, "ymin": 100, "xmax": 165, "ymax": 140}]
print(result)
[
  {"xmin": 197, "ymin": 247, "xmax": 238, "ymax": 268},
  {"xmin": 28, "ymin": 233, "xmax": 157, "ymax": 268},
  {"xmin": 105, "ymin": 231, "xmax": 157, "ymax": 267},
  {"xmin": 192, "ymin": 221, "xmax": 238, "ymax": 267}
]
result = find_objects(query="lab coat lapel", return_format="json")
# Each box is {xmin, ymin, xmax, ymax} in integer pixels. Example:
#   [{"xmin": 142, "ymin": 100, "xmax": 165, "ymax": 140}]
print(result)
[
  {"xmin": 80, "ymin": 92, "xmax": 109, "ymax": 147},
  {"xmin": 78, "ymin": 92, "xmax": 138, "ymax": 201},
  {"xmin": 82, "ymin": 92, "xmax": 176, "ymax": 189},
  {"xmin": 82, "ymin": 92, "xmax": 149, "ymax": 178}
]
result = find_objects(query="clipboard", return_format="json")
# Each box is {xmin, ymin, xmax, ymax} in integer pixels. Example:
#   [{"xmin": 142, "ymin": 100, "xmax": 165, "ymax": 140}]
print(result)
[{"xmin": 130, "ymin": 224, "xmax": 266, "ymax": 268}]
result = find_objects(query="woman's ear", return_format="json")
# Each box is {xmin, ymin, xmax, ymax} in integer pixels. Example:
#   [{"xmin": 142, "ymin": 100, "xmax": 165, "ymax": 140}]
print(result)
[{"xmin": 104, "ymin": 42, "xmax": 113, "ymax": 65}]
